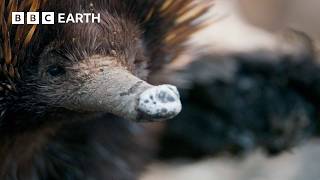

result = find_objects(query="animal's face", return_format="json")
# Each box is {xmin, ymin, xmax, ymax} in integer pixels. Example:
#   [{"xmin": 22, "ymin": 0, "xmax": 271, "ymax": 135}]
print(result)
[
  {"xmin": 1, "ymin": 0, "xmax": 211, "ymax": 122},
  {"xmin": 20, "ymin": 9, "xmax": 181, "ymax": 121},
  {"xmin": 35, "ymin": 18, "xmax": 144, "ymax": 98}
]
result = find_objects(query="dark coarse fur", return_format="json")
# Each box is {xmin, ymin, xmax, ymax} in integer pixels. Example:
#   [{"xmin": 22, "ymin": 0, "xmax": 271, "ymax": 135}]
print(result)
[
  {"xmin": 0, "ymin": 0, "xmax": 210, "ymax": 179},
  {"xmin": 159, "ymin": 50, "xmax": 320, "ymax": 159},
  {"xmin": 0, "ymin": 0, "xmax": 210, "ymax": 125},
  {"xmin": 0, "ymin": 114, "xmax": 151, "ymax": 180}
]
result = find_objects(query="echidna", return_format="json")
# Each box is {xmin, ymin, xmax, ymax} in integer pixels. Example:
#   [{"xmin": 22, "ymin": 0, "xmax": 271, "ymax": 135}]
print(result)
[{"xmin": 0, "ymin": 0, "xmax": 210, "ymax": 179}]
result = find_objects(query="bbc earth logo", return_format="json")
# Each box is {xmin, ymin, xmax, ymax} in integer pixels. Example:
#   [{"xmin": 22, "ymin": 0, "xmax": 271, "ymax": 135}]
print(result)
[{"xmin": 12, "ymin": 12, "xmax": 101, "ymax": 25}]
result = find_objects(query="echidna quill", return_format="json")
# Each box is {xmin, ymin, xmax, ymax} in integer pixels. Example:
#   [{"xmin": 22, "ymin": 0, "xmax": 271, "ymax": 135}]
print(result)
[{"xmin": 0, "ymin": 0, "xmax": 210, "ymax": 179}]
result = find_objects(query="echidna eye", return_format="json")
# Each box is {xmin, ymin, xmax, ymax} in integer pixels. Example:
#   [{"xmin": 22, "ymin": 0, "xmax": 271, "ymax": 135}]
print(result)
[{"xmin": 47, "ymin": 65, "xmax": 66, "ymax": 77}]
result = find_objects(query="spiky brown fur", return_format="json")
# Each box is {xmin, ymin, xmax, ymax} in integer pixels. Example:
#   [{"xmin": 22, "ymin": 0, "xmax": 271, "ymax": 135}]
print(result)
[
  {"xmin": 0, "ymin": 0, "xmax": 211, "ymax": 118},
  {"xmin": 0, "ymin": 0, "xmax": 211, "ymax": 80},
  {"xmin": 0, "ymin": 0, "xmax": 210, "ymax": 179}
]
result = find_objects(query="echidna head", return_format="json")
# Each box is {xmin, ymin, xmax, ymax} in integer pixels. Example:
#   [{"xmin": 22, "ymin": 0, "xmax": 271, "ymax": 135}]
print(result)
[
  {"xmin": 18, "ymin": 11, "xmax": 177, "ymax": 122},
  {"xmin": 1, "ymin": 0, "xmax": 209, "ymax": 124}
]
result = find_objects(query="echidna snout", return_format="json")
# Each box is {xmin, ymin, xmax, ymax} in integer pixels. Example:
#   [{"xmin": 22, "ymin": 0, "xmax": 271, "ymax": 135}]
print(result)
[
  {"xmin": 53, "ymin": 56, "xmax": 181, "ymax": 122},
  {"xmin": 138, "ymin": 85, "xmax": 182, "ymax": 121}
]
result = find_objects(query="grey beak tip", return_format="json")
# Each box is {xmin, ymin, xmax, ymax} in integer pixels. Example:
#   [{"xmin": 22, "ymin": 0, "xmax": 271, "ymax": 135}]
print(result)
[{"xmin": 137, "ymin": 84, "xmax": 182, "ymax": 121}]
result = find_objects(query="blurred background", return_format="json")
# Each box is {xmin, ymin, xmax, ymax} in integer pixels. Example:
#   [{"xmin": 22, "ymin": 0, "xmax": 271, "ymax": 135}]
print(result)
[{"xmin": 141, "ymin": 0, "xmax": 320, "ymax": 179}]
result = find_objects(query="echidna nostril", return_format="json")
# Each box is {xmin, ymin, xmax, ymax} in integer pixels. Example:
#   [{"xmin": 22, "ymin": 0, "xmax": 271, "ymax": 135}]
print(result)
[
  {"xmin": 158, "ymin": 91, "xmax": 176, "ymax": 103},
  {"xmin": 166, "ymin": 95, "xmax": 176, "ymax": 102},
  {"xmin": 158, "ymin": 91, "xmax": 167, "ymax": 103}
]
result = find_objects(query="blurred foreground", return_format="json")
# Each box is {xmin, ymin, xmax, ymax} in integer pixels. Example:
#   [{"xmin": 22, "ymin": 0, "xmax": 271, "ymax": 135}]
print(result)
[
  {"xmin": 143, "ymin": 0, "xmax": 320, "ymax": 179},
  {"xmin": 142, "ymin": 140, "xmax": 320, "ymax": 180}
]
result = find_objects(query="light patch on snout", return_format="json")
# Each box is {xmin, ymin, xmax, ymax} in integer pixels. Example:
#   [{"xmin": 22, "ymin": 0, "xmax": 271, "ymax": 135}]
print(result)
[{"xmin": 138, "ymin": 85, "xmax": 182, "ymax": 120}]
